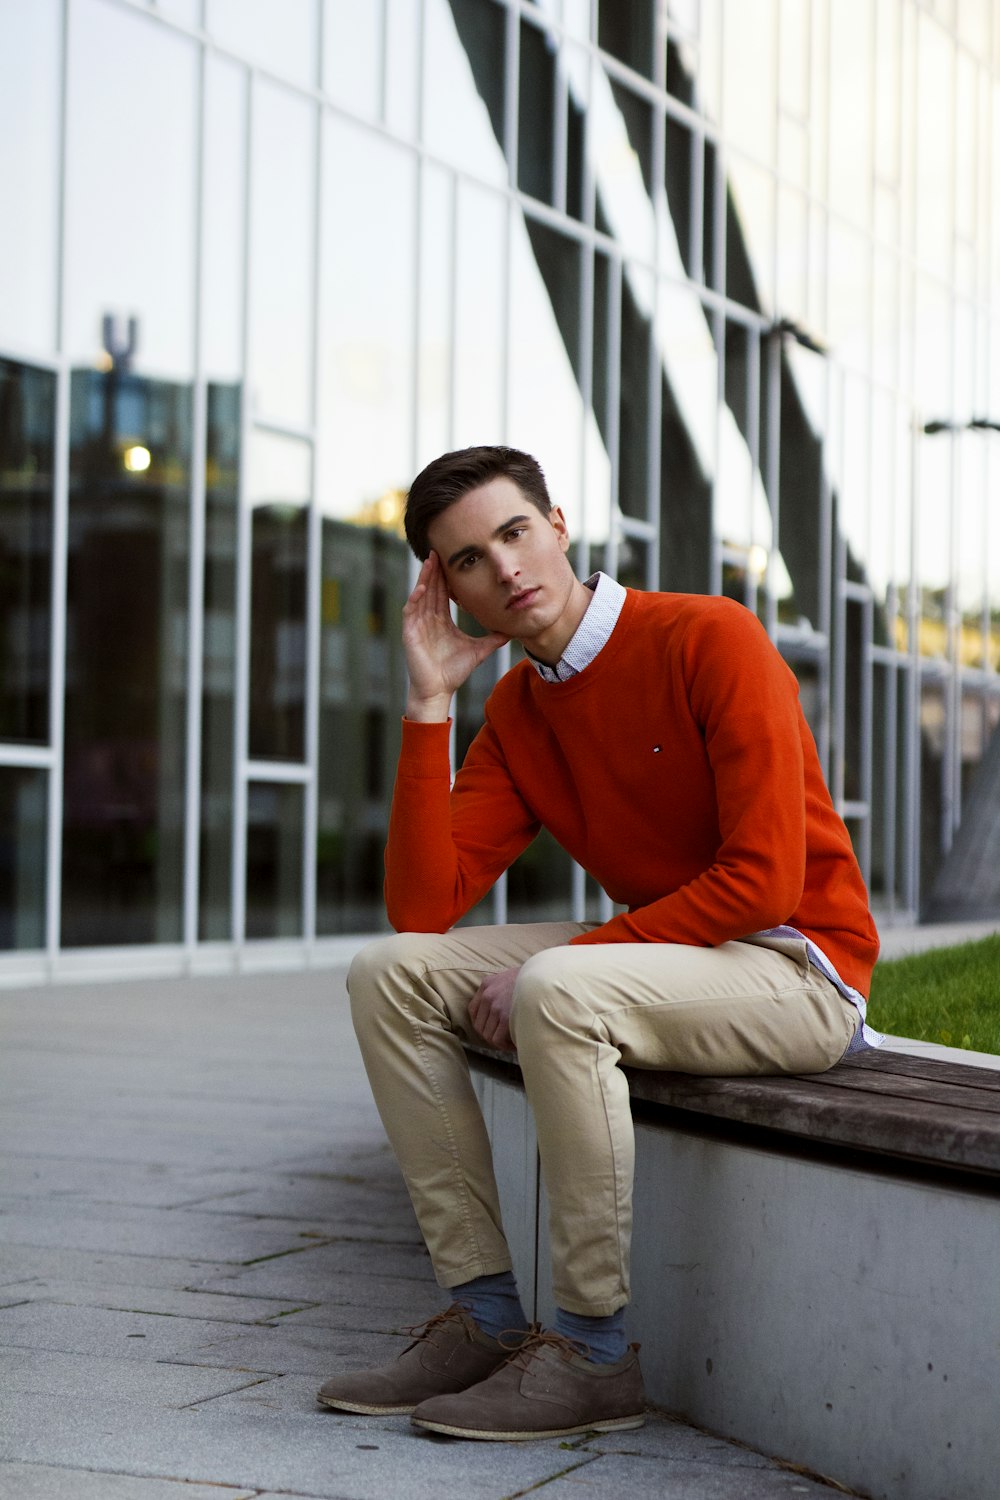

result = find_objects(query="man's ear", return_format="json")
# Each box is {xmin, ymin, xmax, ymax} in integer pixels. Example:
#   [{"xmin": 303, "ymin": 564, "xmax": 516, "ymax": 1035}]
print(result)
[{"xmin": 548, "ymin": 505, "xmax": 571, "ymax": 552}]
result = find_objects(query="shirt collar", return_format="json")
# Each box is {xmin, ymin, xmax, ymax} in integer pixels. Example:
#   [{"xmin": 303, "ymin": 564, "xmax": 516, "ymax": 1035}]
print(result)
[{"xmin": 527, "ymin": 572, "xmax": 627, "ymax": 683}]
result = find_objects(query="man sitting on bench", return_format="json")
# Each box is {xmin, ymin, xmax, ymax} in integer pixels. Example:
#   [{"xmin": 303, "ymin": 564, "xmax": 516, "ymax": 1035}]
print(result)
[{"xmin": 317, "ymin": 444, "xmax": 880, "ymax": 1442}]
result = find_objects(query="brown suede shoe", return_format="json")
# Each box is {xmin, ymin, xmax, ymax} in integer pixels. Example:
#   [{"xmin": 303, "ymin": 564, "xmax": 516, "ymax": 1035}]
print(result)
[
  {"xmin": 316, "ymin": 1305, "xmax": 516, "ymax": 1416},
  {"xmin": 410, "ymin": 1327, "xmax": 646, "ymax": 1440}
]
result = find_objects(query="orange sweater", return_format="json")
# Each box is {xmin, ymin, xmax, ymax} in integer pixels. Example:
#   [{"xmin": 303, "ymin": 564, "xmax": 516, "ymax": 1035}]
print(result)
[{"xmin": 385, "ymin": 589, "xmax": 879, "ymax": 996}]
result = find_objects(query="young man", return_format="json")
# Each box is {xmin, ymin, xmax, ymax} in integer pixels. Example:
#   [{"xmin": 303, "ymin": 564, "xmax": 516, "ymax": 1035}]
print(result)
[{"xmin": 317, "ymin": 445, "xmax": 880, "ymax": 1441}]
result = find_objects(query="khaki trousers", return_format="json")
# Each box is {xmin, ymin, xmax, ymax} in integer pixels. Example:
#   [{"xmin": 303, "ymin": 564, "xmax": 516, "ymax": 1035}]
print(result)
[{"xmin": 347, "ymin": 921, "xmax": 859, "ymax": 1317}]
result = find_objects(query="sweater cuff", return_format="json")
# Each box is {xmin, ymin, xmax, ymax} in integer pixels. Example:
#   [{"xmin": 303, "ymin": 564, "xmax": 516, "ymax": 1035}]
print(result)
[{"xmin": 399, "ymin": 716, "xmax": 453, "ymax": 777}]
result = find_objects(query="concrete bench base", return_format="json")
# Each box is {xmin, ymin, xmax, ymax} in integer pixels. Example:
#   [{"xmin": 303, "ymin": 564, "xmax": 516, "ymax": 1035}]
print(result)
[{"xmin": 469, "ymin": 1051, "xmax": 1000, "ymax": 1500}]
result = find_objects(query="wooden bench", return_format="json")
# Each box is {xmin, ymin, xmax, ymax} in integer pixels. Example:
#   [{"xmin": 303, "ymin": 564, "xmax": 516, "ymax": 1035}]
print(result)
[{"xmin": 465, "ymin": 1042, "xmax": 1000, "ymax": 1500}]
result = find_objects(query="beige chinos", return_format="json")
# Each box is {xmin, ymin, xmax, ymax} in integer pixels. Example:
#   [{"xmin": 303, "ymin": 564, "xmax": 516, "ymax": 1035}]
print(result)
[{"xmin": 347, "ymin": 921, "xmax": 860, "ymax": 1317}]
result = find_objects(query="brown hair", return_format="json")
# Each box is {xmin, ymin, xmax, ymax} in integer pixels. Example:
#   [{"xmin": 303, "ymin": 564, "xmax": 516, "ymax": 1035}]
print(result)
[{"xmin": 404, "ymin": 446, "xmax": 552, "ymax": 560}]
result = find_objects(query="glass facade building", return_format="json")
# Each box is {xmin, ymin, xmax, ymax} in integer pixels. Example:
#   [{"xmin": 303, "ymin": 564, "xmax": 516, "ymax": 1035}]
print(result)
[{"xmin": 1, "ymin": 0, "xmax": 999, "ymax": 980}]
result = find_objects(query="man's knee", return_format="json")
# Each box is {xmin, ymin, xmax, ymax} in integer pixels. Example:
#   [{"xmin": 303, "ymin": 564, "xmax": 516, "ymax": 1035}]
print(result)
[
  {"xmin": 511, "ymin": 947, "xmax": 588, "ymax": 1042},
  {"xmin": 347, "ymin": 932, "xmax": 432, "ymax": 1031}
]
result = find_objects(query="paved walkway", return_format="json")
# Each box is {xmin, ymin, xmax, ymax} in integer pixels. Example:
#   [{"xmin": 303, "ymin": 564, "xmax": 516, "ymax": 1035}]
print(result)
[{"xmin": 0, "ymin": 967, "xmax": 852, "ymax": 1500}]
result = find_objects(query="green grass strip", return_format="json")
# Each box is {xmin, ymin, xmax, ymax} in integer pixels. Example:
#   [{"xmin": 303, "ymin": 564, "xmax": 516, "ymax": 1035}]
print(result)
[{"xmin": 867, "ymin": 933, "xmax": 1000, "ymax": 1056}]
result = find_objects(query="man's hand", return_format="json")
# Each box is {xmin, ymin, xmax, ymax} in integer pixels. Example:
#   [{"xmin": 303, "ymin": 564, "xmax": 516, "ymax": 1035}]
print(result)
[
  {"xmin": 402, "ymin": 553, "xmax": 509, "ymax": 722},
  {"xmin": 468, "ymin": 966, "xmax": 520, "ymax": 1052}
]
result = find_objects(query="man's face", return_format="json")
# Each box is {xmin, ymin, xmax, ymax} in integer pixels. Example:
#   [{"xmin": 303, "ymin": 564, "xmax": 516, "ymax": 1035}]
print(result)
[{"xmin": 426, "ymin": 476, "xmax": 587, "ymax": 661}]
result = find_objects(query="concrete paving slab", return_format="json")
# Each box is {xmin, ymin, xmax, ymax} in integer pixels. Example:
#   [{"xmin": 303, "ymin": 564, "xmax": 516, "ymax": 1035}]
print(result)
[
  {"xmin": 0, "ymin": 1198, "xmax": 333, "ymax": 1263},
  {"xmin": 579, "ymin": 1416, "xmax": 775, "ymax": 1467},
  {"xmin": 174, "ymin": 1322, "xmax": 407, "ymax": 1377},
  {"xmin": 0, "ymin": 1346, "xmax": 269, "ymax": 1407},
  {"xmin": 1, "ymin": 1278, "xmax": 314, "ymax": 1324},
  {"xmin": 0, "ymin": 1246, "xmax": 236, "ymax": 1290},
  {"xmin": 534, "ymin": 1450, "xmax": 835, "ymax": 1497},
  {"xmin": 0, "ymin": 1389, "xmax": 591, "ymax": 1500},
  {"xmin": 0, "ymin": 1303, "xmax": 272, "ymax": 1362},
  {"xmin": 0, "ymin": 1465, "xmax": 257, "ymax": 1500}
]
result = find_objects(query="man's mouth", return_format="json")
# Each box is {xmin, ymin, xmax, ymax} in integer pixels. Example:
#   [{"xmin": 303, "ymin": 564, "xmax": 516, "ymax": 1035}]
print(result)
[{"xmin": 507, "ymin": 588, "xmax": 540, "ymax": 611}]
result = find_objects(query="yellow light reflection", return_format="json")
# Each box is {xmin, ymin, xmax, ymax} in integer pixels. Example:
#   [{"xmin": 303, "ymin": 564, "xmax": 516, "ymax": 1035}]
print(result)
[{"xmin": 123, "ymin": 445, "xmax": 152, "ymax": 473}]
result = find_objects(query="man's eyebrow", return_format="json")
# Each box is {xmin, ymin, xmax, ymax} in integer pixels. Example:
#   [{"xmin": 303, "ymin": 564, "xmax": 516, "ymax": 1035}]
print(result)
[{"xmin": 446, "ymin": 515, "xmax": 532, "ymax": 568}]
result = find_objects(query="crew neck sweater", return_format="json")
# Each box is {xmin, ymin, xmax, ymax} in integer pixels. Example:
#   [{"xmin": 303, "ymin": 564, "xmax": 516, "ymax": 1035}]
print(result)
[{"xmin": 385, "ymin": 588, "xmax": 880, "ymax": 997}]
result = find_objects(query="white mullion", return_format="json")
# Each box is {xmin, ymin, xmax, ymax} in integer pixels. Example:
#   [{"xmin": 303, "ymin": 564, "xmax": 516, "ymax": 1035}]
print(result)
[
  {"xmin": 504, "ymin": 1, "xmax": 520, "ymax": 189},
  {"xmin": 604, "ymin": 254, "xmax": 623, "ymax": 580},
  {"xmin": 709, "ymin": 298, "xmax": 725, "ymax": 598},
  {"xmin": 183, "ymin": 37, "xmax": 209, "ymax": 957},
  {"xmin": 745, "ymin": 325, "xmax": 761, "ymax": 615},
  {"xmin": 45, "ymin": 0, "xmax": 72, "ymax": 965},
  {"xmin": 859, "ymin": 590, "xmax": 874, "ymax": 887},
  {"xmin": 303, "ymin": 84, "xmax": 324, "ymax": 953},
  {"xmin": 231, "ymin": 69, "xmax": 256, "ymax": 952},
  {"xmin": 553, "ymin": 27, "xmax": 569, "ymax": 216},
  {"xmin": 762, "ymin": 329, "xmax": 781, "ymax": 639}
]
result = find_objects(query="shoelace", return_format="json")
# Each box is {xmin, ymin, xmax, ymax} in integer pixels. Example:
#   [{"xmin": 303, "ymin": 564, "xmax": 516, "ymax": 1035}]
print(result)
[
  {"xmin": 399, "ymin": 1306, "xmax": 469, "ymax": 1345},
  {"xmin": 497, "ymin": 1323, "xmax": 591, "ymax": 1368}
]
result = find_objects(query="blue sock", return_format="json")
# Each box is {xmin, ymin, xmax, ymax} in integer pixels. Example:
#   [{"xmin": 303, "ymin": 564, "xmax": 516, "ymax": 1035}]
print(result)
[
  {"xmin": 555, "ymin": 1306, "xmax": 627, "ymax": 1365},
  {"xmin": 452, "ymin": 1270, "xmax": 529, "ymax": 1341}
]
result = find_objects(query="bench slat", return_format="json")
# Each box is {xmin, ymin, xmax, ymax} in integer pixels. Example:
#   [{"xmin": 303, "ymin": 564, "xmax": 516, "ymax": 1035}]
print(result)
[
  {"xmin": 623, "ymin": 1069, "xmax": 1000, "ymax": 1174},
  {"xmin": 800, "ymin": 1062, "xmax": 1000, "ymax": 1116},
  {"xmin": 845, "ymin": 1048, "xmax": 1000, "ymax": 1092}
]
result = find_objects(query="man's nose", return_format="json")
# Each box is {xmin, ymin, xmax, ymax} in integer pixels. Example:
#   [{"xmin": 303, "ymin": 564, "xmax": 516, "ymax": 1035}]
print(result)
[{"xmin": 494, "ymin": 552, "xmax": 520, "ymax": 584}]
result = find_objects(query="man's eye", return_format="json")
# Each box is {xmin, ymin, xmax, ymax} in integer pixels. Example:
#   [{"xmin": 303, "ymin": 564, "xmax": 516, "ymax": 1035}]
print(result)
[
  {"xmin": 459, "ymin": 553, "xmax": 479, "ymax": 569},
  {"xmin": 505, "ymin": 528, "xmax": 525, "ymax": 541}
]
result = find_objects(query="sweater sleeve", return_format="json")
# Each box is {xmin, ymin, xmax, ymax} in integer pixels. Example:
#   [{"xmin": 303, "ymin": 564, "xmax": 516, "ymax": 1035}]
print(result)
[
  {"xmin": 571, "ymin": 604, "xmax": 809, "ymax": 948},
  {"xmin": 383, "ymin": 715, "xmax": 540, "ymax": 933}
]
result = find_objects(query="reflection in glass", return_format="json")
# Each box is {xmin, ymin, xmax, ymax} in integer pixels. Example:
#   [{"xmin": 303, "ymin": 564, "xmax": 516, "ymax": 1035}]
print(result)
[
  {"xmin": 422, "ymin": 0, "xmax": 507, "ymax": 187},
  {"xmin": 66, "ymin": 0, "xmax": 197, "ymax": 381},
  {"xmin": 0, "ymin": 359, "xmax": 55, "ymax": 745},
  {"xmin": 914, "ymin": 432, "xmax": 951, "ymax": 660},
  {"xmin": 249, "ymin": 78, "xmax": 315, "ymax": 426},
  {"xmin": 199, "ymin": 385, "xmax": 240, "ymax": 941},
  {"xmin": 318, "ymin": 118, "xmax": 416, "ymax": 521},
  {"xmin": 919, "ymin": 677, "xmax": 946, "ymax": 897},
  {"xmin": 506, "ymin": 826, "xmax": 575, "ymax": 923},
  {"xmin": 203, "ymin": 53, "xmax": 247, "ymax": 386},
  {"xmin": 247, "ymin": 431, "xmax": 310, "ymax": 762},
  {"xmin": 62, "ymin": 368, "xmax": 190, "ymax": 946},
  {"xmin": 0, "ymin": 0, "xmax": 59, "ymax": 353},
  {"xmin": 315, "ymin": 522, "xmax": 408, "ymax": 934},
  {"xmin": 598, "ymin": 0, "xmax": 653, "ymax": 78},
  {"xmin": 205, "ymin": 0, "xmax": 318, "ymax": 88},
  {"xmin": 0, "ymin": 768, "xmax": 46, "ymax": 950},
  {"xmin": 324, "ymin": 0, "xmax": 381, "ymax": 117},
  {"xmin": 245, "ymin": 780, "xmax": 303, "ymax": 938},
  {"xmin": 454, "ymin": 183, "xmax": 506, "ymax": 443}
]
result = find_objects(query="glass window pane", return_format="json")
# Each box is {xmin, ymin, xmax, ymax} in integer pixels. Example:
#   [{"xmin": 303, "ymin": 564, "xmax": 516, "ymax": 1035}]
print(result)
[
  {"xmin": 245, "ymin": 780, "xmax": 303, "ymax": 939},
  {"xmin": 247, "ymin": 430, "xmax": 310, "ymax": 762},
  {"xmin": 316, "ymin": 521, "xmax": 407, "ymax": 935},
  {"xmin": 0, "ymin": 767, "xmax": 47, "ymax": 950},
  {"xmin": 914, "ymin": 14, "xmax": 953, "ymax": 280},
  {"xmin": 62, "ymin": 369, "xmax": 191, "ymax": 946},
  {"xmin": 249, "ymin": 78, "xmax": 316, "ymax": 427},
  {"xmin": 0, "ymin": 0, "xmax": 60, "ymax": 354},
  {"xmin": 506, "ymin": 827, "xmax": 574, "ymax": 923},
  {"xmin": 828, "ymin": 1, "xmax": 873, "ymax": 231},
  {"xmin": 323, "ymin": 0, "xmax": 381, "ymax": 118},
  {"xmin": 598, "ymin": 0, "xmax": 654, "ymax": 80},
  {"xmin": 384, "ymin": 0, "xmax": 420, "ymax": 137},
  {"xmin": 318, "ymin": 119, "xmax": 416, "ymax": 522},
  {"xmin": 0, "ymin": 358, "xmax": 55, "ymax": 745},
  {"xmin": 206, "ymin": 0, "xmax": 319, "ymax": 88},
  {"xmin": 454, "ymin": 183, "xmax": 506, "ymax": 444},
  {"xmin": 914, "ymin": 432, "xmax": 951, "ymax": 660},
  {"xmin": 199, "ymin": 384, "xmax": 240, "ymax": 941},
  {"xmin": 66, "ymin": 0, "xmax": 198, "ymax": 382},
  {"xmin": 422, "ymin": 0, "xmax": 507, "ymax": 186},
  {"xmin": 203, "ymin": 53, "xmax": 247, "ymax": 386}
]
